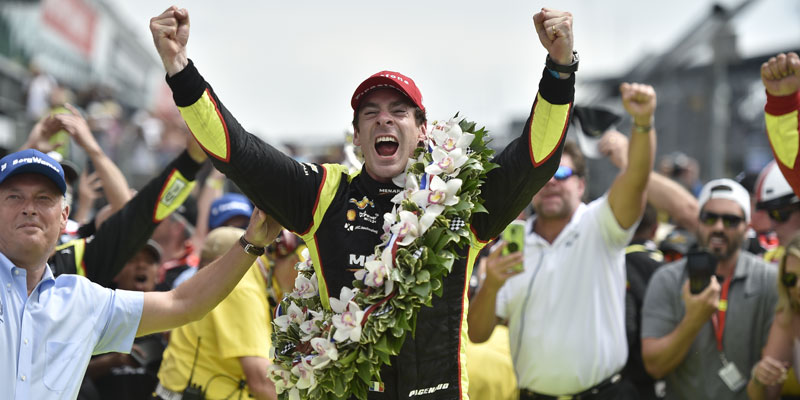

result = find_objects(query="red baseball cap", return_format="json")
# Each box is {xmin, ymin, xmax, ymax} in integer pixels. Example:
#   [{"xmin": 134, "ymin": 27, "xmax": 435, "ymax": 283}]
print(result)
[{"xmin": 351, "ymin": 71, "xmax": 425, "ymax": 113}]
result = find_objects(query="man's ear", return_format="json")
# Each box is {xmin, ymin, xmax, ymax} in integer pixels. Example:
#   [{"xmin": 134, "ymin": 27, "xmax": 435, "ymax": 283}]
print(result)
[
  {"xmin": 60, "ymin": 204, "xmax": 69, "ymax": 232},
  {"xmin": 418, "ymin": 123, "xmax": 428, "ymax": 142},
  {"xmin": 353, "ymin": 128, "xmax": 361, "ymax": 147}
]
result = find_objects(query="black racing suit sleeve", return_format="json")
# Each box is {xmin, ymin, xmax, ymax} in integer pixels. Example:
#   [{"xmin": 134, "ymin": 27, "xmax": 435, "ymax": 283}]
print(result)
[
  {"xmin": 470, "ymin": 69, "xmax": 574, "ymax": 242},
  {"xmin": 80, "ymin": 151, "xmax": 203, "ymax": 286},
  {"xmin": 166, "ymin": 60, "xmax": 321, "ymax": 234}
]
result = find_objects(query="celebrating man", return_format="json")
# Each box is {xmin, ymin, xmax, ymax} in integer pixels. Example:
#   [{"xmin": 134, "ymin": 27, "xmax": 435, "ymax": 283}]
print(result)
[{"xmin": 151, "ymin": 6, "xmax": 576, "ymax": 399}]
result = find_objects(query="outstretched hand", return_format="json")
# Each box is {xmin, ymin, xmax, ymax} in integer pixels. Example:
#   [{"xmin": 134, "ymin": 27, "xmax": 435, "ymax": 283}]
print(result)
[
  {"xmin": 53, "ymin": 104, "xmax": 101, "ymax": 155},
  {"xmin": 761, "ymin": 52, "xmax": 800, "ymax": 97},
  {"xmin": 150, "ymin": 6, "xmax": 190, "ymax": 76},
  {"xmin": 532, "ymin": 8, "xmax": 574, "ymax": 66},
  {"xmin": 620, "ymin": 83, "xmax": 657, "ymax": 126},
  {"xmin": 244, "ymin": 208, "xmax": 283, "ymax": 248},
  {"xmin": 482, "ymin": 241, "xmax": 524, "ymax": 292},
  {"xmin": 23, "ymin": 115, "xmax": 62, "ymax": 153}
]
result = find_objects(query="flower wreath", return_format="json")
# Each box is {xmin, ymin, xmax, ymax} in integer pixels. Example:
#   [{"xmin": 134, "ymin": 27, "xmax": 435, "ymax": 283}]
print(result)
[{"xmin": 268, "ymin": 116, "xmax": 497, "ymax": 400}]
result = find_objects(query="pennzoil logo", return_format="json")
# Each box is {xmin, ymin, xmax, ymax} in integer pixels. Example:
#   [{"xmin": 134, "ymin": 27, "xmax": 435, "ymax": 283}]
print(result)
[
  {"xmin": 349, "ymin": 196, "xmax": 374, "ymax": 210},
  {"xmin": 346, "ymin": 209, "xmax": 357, "ymax": 221}
]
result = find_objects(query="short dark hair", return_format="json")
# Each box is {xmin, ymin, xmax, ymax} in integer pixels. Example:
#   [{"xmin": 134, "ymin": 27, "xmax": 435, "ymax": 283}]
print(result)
[
  {"xmin": 351, "ymin": 103, "xmax": 427, "ymax": 131},
  {"xmin": 563, "ymin": 140, "xmax": 586, "ymax": 178},
  {"xmin": 634, "ymin": 203, "xmax": 658, "ymax": 238}
]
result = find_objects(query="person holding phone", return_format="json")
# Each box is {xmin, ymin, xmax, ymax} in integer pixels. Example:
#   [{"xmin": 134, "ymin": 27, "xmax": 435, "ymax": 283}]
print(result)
[
  {"xmin": 468, "ymin": 81, "xmax": 657, "ymax": 399},
  {"xmin": 641, "ymin": 179, "xmax": 778, "ymax": 399}
]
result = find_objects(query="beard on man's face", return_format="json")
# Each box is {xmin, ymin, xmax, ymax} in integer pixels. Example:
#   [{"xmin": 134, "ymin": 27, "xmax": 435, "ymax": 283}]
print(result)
[{"xmin": 700, "ymin": 230, "xmax": 742, "ymax": 262}]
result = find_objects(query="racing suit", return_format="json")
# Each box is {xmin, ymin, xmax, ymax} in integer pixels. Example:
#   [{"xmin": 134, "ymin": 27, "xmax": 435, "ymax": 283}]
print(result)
[
  {"xmin": 167, "ymin": 60, "xmax": 573, "ymax": 399},
  {"xmin": 49, "ymin": 151, "xmax": 201, "ymax": 286},
  {"xmin": 765, "ymin": 90, "xmax": 800, "ymax": 197}
]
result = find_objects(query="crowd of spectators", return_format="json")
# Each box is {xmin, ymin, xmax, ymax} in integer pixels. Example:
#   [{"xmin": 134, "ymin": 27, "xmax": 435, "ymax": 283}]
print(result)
[{"xmin": 2, "ymin": 4, "xmax": 800, "ymax": 400}]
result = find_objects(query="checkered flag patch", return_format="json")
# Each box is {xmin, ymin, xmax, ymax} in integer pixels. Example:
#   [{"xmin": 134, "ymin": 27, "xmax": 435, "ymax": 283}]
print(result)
[
  {"xmin": 466, "ymin": 147, "xmax": 475, "ymax": 155},
  {"xmin": 449, "ymin": 217, "xmax": 466, "ymax": 231},
  {"xmin": 412, "ymin": 249, "xmax": 423, "ymax": 259}
]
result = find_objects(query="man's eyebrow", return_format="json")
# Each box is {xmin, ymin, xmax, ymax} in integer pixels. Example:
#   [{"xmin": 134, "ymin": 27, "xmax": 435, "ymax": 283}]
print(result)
[{"xmin": 389, "ymin": 101, "xmax": 410, "ymax": 109}]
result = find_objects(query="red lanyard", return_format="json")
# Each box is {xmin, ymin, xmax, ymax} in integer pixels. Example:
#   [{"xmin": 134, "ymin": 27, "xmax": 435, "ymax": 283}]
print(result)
[{"xmin": 710, "ymin": 277, "xmax": 733, "ymax": 351}]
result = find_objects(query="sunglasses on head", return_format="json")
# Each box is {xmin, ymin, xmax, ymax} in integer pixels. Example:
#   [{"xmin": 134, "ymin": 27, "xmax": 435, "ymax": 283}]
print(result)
[
  {"xmin": 782, "ymin": 272, "xmax": 798, "ymax": 288},
  {"xmin": 699, "ymin": 211, "xmax": 744, "ymax": 228},
  {"xmin": 554, "ymin": 165, "xmax": 576, "ymax": 181}
]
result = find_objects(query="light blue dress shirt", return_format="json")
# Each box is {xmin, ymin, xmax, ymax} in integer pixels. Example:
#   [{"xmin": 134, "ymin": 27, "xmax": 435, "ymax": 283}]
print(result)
[{"xmin": 0, "ymin": 251, "xmax": 144, "ymax": 399}]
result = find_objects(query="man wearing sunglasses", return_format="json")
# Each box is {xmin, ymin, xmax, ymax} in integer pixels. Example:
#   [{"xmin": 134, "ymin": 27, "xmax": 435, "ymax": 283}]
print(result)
[
  {"xmin": 469, "ymin": 82, "xmax": 657, "ymax": 400},
  {"xmin": 641, "ymin": 179, "xmax": 778, "ymax": 399}
]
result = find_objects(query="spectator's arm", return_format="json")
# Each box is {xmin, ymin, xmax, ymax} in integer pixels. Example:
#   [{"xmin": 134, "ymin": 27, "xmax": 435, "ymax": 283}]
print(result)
[
  {"xmin": 747, "ymin": 309, "xmax": 794, "ymax": 400},
  {"xmin": 599, "ymin": 130, "xmax": 698, "ymax": 230},
  {"xmin": 467, "ymin": 243, "xmax": 523, "ymax": 343},
  {"xmin": 642, "ymin": 277, "xmax": 720, "ymax": 379},
  {"xmin": 19, "ymin": 115, "xmax": 62, "ymax": 152},
  {"xmin": 55, "ymin": 104, "xmax": 131, "ymax": 213},
  {"xmin": 72, "ymin": 169, "xmax": 103, "ymax": 225},
  {"xmin": 137, "ymin": 209, "xmax": 280, "ymax": 336},
  {"xmin": 239, "ymin": 356, "xmax": 277, "ymax": 400},
  {"xmin": 606, "ymin": 84, "xmax": 656, "ymax": 230}
]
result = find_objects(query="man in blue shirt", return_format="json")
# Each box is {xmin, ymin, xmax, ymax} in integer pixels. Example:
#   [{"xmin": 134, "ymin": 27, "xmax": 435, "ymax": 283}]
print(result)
[{"xmin": 0, "ymin": 149, "xmax": 279, "ymax": 399}]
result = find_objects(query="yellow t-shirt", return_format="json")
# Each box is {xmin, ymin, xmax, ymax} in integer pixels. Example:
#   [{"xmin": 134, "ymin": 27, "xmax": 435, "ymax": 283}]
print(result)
[
  {"xmin": 466, "ymin": 325, "xmax": 518, "ymax": 400},
  {"xmin": 158, "ymin": 263, "xmax": 270, "ymax": 399}
]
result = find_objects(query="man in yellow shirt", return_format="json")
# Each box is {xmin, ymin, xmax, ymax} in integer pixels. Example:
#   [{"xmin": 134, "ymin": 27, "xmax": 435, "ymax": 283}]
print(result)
[{"xmin": 156, "ymin": 227, "xmax": 276, "ymax": 400}]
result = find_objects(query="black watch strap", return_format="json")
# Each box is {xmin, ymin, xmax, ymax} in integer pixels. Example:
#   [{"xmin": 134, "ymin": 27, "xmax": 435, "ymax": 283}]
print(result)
[
  {"xmin": 546, "ymin": 50, "xmax": 579, "ymax": 74},
  {"xmin": 239, "ymin": 235, "xmax": 265, "ymax": 256}
]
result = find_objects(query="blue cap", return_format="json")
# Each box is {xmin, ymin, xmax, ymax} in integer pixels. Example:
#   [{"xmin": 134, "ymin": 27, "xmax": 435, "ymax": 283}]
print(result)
[
  {"xmin": 209, "ymin": 193, "xmax": 253, "ymax": 230},
  {"xmin": 0, "ymin": 149, "xmax": 67, "ymax": 194}
]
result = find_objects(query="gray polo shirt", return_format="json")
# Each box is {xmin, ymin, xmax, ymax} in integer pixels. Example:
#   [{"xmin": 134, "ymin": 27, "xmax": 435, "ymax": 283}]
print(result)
[{"xmin": 641, "ymin": 251, "xmax": 778, "ymax": 400}]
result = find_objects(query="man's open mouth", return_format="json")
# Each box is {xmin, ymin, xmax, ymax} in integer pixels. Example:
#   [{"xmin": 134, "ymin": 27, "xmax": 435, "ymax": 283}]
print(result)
[{"xmin": 375, "ymin": 136, "xmax": 399, "ymax": 157}]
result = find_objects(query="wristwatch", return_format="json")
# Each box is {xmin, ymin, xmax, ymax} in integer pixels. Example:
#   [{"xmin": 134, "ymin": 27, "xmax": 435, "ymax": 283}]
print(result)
[
  {"xmin": 546, "ymin": 50, "xmax": 579, "ymax": 74},
  {"xmin": 239, "ymin": 235, "xmax": 265, "ymax": 256}
]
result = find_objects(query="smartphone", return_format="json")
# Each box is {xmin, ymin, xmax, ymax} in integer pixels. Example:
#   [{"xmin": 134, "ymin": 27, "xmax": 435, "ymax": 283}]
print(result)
[
  {"xmin": 501, "ymin": 220, "xmax": 526, "ymax": 272},
  {"xmin": 686, "ymin": 250, "xmax": 718, "ymax": 294}
]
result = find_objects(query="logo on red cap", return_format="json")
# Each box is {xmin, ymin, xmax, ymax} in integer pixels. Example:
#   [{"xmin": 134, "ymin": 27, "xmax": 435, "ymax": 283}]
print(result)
[{"xmin": 351, "ymin": 71, "xmax": 424, "ymax": 112}]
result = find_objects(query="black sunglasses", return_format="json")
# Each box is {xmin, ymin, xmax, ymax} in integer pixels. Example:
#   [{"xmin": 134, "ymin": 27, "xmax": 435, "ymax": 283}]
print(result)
[
  {"xmin": 782, "ymin": 272, "xmax": 798, "ymax": 288},
  {"xmin": 768, "ymin": 206, "xmax": 798, "ymax": 223},
  {"xmin": 699, "ymin": 211, "xmax": 744, "ymax": 228}
]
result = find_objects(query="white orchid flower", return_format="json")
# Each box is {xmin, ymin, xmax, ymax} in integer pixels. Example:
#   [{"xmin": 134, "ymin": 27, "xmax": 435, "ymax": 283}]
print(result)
[
  {"xmin": 292, "ymin": 274, "xmax": 318, "ymax": 299},
  {"xmin": 391, "ymin": 158, "xmax": 417, "ymax": 187},
  {"xmin": 330, "ymin": 288, "xmax": 365, "ymax": 343},
  {"xmin": 274, "ymin": 302, "xmax": 307, "ymax": 331},
  {"xmin": 299, "ymin": 310, "xmax": 324, "ymax": 341},
  {"xmin": 425, "ymin": 147, "xmax": 469, "ymax": 176},
  {"xmin": 431, "ymin": 121, "xmax": 473, "ymax": 152},
  {"xmin": 356, "ymin": 256, "xmax": 395, "ymax": 295},
  {"xmin": 269, "ymin": 364, "xmax": 295, "ymax": 394},
  {"xmin": 410, "ymin": 176, "xmax": 462, "ymax": 218},
  {"xmin": 391, "ymin": 174, "xmax": 419, "ymax": 205},
  {"xmin": 289, "ymin": 388, "xmax": 301, "ymax": 400},
  {"xmin": 291, "ymin": 357, "xmax": 316, "ymax": 390},
  {"xmin": 310, "ymin": 337, "xmax": 340, "ymax": 369},
  {"xmin": 329, "ymin": 287, "xmax": 357, "ymax": 313},
  {"xmin": 389, "ymin": 210, "xmax": 435, "ymax": 246}
]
